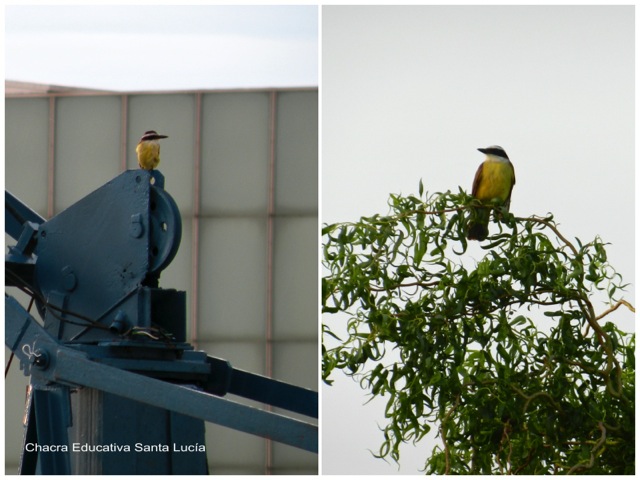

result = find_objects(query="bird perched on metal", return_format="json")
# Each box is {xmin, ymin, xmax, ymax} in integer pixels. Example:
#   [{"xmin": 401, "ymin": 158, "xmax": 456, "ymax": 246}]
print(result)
[
  {"xmin": 136, "ymin": 130, "xmax": 168, "ymax": 171},
  {"xmin": 467, "ymin": 145, "xmax": 516, "ymax": 241}
]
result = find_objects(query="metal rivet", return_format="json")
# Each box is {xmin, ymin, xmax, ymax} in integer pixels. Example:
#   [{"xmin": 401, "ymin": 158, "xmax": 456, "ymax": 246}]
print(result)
[
  {"xmin": 61, "ymin": 265, "xmax": 77, "ymax": 291},
  {"xmin": 130, "ymin": 213, "xmax": 144, "ymax": 238}
]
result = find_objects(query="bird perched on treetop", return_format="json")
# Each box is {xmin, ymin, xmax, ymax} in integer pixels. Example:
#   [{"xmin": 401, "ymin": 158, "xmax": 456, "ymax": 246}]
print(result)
[
  {"xmin": 467, "ymin": 145, "xmax": 516, "ymax": 241},
  {"xmin": 136, "ymin": 130, "xmax": 168, "ymax": 171}
]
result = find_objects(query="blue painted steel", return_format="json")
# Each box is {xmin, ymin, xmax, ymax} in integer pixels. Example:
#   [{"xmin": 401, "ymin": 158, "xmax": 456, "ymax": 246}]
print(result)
[
  {"xmin": 20, "ymin": 387, "xmax": 72, "ymax": 474},
  {"xmin": 208, "ymin": 356, "xmax": 318, "ymax": 418},
  {"xmin": 5, "ymin": 296, "xmax": 318, "ymax": 454},
  {"xmin": 30, "ymin": 170, "xmax": 182, "ymax": 343},
  {"xmin": 67, "ymin": 388, "xmax": 208, "ymax": 474},
  {"xmin": 5, "ymin": 169, "xmax": 319, "ymax": 474},
  {"xmin": 55, "ymin": 348, "xmax": 319, "ymax": 453},
  {"xmin": 147, "ymin": 181, "xmax": 182, "ymax": 275},
  {"xmin": 5, "ymin": 192, "xmax": 41, "ymax": 290},
  {"xmin": 5, "ymin": 190, "xmax": 45, "ymax": 241}
]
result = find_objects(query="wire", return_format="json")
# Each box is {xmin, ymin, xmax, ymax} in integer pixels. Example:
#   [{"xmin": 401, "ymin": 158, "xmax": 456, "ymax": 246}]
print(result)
[
  {"xmin": 6, "ymin": 257, "xmax": 182, "ymax": 367},
  {"xmin": 4, "ymin": 353, "xmax": 14, "ymax": 378},
  {"xmin": 5, "ymin": 268, "xmax": 178, "ymax": 345},
  {"xmin": 125, "ymin": 326, "xmax": 176, "ymax": 342},
  {"xmin": 5, "ymin": 296, "xmax": 36, "ymax": 378},
  {"xmin": 5, "ymin": 268, "xmax": 110, "ymax": 331}
]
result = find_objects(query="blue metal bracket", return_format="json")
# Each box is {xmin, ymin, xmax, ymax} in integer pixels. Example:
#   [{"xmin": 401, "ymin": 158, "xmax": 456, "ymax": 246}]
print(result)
[
  {"xmin": 6, "ymin": 295, "xmax": 318, "ymax": 453},
  {"xmin": 5, "ymin": 171, "xmax": 318, "ymax": 474},
  {"xmin": 6, "ymin": 190, "xmax": 45, "ymax": 240}
]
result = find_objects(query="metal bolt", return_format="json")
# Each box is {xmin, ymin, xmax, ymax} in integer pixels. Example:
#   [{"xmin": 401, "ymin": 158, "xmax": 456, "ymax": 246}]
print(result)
[
  {"xmin": 32, "ymin": 349, "xmax": 49, "ymax": 369},
  {"xmin": 109, "ymin": 310, "xmax": 130, "ymax": 334}
]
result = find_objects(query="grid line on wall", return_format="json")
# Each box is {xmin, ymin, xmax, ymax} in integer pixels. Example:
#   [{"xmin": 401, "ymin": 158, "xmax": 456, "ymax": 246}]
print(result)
[
  {"xmin": 119, "ymin": 95, "xmax": 128, "ymax": 171},
  {"xmin": 47, "ymin": 96, "xmax": 56, "ymax": 218},
  {"xmin": 191, "ymin": 92, "xmax": 203, "ymax": 347},
  {"xmin": 264, "ymin": 89, "xmax": 278, "ymax": 474}
]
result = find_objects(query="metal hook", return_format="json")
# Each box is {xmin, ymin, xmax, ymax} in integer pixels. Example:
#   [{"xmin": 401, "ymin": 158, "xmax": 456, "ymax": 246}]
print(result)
[{"xmin": 21, "ymin": 343, "xmax": 36, "ymax": 360}]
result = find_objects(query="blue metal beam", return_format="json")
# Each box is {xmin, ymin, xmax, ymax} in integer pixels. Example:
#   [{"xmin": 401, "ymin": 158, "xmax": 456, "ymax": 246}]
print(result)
[
  {"xmin": 226, "ymin": 365, "xmax": 318, "ymax": 418},
  {"xmin": 6, "ymin": 295, "xmax": 318, "ymax": 453},
  {"xmin": 5, "ymin": 190, "xmax": 44, "ymax": 241},
  {"xmin": 54, "ymin": 349, "xmax": 318, "ymax": 452}
]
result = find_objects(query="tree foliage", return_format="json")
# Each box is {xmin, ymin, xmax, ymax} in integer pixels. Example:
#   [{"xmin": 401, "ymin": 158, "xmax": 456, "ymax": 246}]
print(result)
[{"xmin": 322, "ymin": 186, "xmax": 634, "ymax": 474}]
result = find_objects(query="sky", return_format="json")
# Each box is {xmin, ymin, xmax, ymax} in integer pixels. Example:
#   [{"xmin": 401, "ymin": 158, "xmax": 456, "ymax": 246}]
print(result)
[
  {"xmin": 321, "ymin": 5, "xmax": 635, "ymax": 474},
  {"xmin": 4, "ymin": 5, "xmax": 318, "ymax": 91}
]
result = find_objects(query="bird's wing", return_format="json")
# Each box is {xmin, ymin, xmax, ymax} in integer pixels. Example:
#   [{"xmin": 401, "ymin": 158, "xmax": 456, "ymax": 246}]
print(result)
[
  {"xmin": 504, "ymin": 161, "xmax": 516, "ymax": 210},
  {"xmin": 471, "ymin": 162, "xmax": 484, "ymax": 197}
]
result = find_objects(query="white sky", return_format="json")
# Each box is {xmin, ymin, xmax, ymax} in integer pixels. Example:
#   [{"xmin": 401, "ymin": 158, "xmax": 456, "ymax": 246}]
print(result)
[
  {"xmin": 4, "ymin": 5, "xmax": 318, "ymax": 91},
  {"xmin": 322, "ymin": 5, "xmax": 635, "ymax": 475}
]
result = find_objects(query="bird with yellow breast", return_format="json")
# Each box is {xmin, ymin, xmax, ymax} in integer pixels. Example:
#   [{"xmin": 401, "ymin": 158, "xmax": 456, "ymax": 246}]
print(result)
[
  {"xmin": 136, "ymin": 130, "xmax": 168, "ymax": 171},
  {"xmin": 467, "ymin": 145, "xmax": 516, "ymax": 241}
]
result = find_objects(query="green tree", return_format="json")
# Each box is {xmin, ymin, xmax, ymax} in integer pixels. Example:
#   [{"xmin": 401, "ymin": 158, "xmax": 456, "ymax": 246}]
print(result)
[{"xmin": 322, "ymin": 186, "xmax": 634, "ymax": 474}]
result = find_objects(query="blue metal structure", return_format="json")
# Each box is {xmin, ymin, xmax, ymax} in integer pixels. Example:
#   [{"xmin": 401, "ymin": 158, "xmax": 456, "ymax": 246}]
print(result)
[{"xmin": 5, "ymin": 170, "xmax": 318, "ymax": 474}]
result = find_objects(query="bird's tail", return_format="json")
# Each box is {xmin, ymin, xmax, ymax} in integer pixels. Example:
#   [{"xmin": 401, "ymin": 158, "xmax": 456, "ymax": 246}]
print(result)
[{"xmin": 467, "ymin": 207, "xmax": 490, "ymax": 241}]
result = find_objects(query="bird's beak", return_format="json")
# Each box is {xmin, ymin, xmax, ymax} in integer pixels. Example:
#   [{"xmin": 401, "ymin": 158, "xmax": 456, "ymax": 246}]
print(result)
[
  {"xmin": 477, "ymin": 147, "xmax": 488, "ymax": 154},
  {"xmin": 159, "ymin": 135, "xmax": 169, "ymax": 139}
]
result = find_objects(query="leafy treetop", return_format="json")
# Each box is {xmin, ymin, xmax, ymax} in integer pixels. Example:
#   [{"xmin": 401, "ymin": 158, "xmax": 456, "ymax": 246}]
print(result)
[{"xmin": 322, "ymin": 185, "xmax": 634, "ymax": 475}]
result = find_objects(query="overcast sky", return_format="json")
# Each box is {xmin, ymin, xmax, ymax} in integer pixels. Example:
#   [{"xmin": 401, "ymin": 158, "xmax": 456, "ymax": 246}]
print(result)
[
  {"xmin": 5, "ymin": 5, "xmax": 318, "ymax": 91},
  {"xmin": 322, "ymin": 5, "xmax": 634, "ymax": 474}
]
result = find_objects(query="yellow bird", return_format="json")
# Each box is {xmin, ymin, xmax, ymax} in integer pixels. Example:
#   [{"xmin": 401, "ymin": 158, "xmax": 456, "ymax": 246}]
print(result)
[
  {"xmin": 136, "ymin": 130, "xmax": 168, "ymax": 171},
  {"xmin": 468, "ymin": 145, "xmax": 516, "ymax": 241}
]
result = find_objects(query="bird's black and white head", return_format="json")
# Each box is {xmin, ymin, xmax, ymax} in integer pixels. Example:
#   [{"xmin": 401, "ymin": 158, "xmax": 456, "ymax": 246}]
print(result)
[
  {"xmin": 478, "ymin": 145, "xmax": 509, "ymax": 160},
  {"xmin": 139, "ymin": 130, "xmax": 169, "ymax": 142}
]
